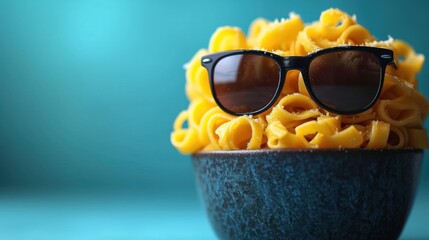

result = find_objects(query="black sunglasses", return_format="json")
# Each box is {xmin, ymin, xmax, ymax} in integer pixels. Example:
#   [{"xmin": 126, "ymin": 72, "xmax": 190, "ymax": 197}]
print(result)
[{"xmin": 201, "ymin": 46, "xmax": 396, "ymax": 116}]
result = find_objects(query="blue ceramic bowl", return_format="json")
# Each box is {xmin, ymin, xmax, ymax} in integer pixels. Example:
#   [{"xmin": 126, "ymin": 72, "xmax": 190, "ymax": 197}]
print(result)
[{"xmin": 192, "ymin": 149, "xmax": 423, "ymax": 240}]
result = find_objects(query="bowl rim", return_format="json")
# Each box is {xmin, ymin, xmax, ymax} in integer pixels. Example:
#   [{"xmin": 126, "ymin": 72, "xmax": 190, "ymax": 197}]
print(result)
[{"xmin": 192, "ymin": 148, "xmax": 424, "ymax": 157}]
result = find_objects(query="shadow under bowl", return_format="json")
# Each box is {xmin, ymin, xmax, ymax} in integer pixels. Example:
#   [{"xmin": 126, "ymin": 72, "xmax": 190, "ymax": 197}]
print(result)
[{"xmin": 192, "ymin": 149, "xmax": 423, "ymax": 240}]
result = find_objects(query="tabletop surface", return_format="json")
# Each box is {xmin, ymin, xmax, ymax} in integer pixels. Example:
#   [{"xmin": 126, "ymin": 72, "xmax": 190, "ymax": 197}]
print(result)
[{"xmin": 0, "ymin": 189, "xmax": 428, "ymax": 240}]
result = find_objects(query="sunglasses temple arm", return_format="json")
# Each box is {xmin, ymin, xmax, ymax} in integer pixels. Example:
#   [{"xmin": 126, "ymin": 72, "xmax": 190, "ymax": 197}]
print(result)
[{"xmin": 389, "ymin": 60, "xmax": 398, "ymax": 69}]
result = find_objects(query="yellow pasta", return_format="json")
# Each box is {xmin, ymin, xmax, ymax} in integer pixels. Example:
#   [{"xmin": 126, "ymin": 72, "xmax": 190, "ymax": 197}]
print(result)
[
  {"xmin": 295, "ymin": 116, "xmax": 340, "ymax": 137},
  {"xmin": 209, "ymin": 27, "xmax": 247, "ymax": 52},
  {"xmin": 254, "ymin": 14, "xmax": 305, "ymax": 52},
  {"xmin": 216, "ymin": 116, "xmax": 265, "ymax": 150},
  {"xmin": 200, "ymin": 107, "xmax": 234, "ymax": 149},
  {"xmin": 171, "ymin": 8, "xmax": 429, "ymax": 153},
  {"xmin": 188, "ymin": 98, "xmax": 217, "ymax": 131},
  {"xmin": 185, "ymin": 49, "xmax": 213, "ymax": 102},
  {"xmin": 171, "ymin": 111, "xmax": 204, "ymax": 153},
  {"xmin": 340, "ymin": 109, "xmax": 376, "ymax": 125},
  {"xmin": 376, "ymin": 97, "xmax": 422, "ymax": 127},
  {"xmin": 266, "ymin": 93, "xmax": 321, "ymax": 127},
  {"xmin": 366, "ymin": 121, "xmax": 390, "ymax": 148},
  {"xmin": 387, "ymin": 126, "xmax": 409, "ymax": 149},
  {"xmin": 247, "ymin": 18, "xmax": 269, "ymax": 47},
  {"xmin": 312, "ymin": 125, "xmax": 364, "ymax": 148},
  {"xmin": 266, "ymin": 120, "xmax": 312, "ymax": 148}
]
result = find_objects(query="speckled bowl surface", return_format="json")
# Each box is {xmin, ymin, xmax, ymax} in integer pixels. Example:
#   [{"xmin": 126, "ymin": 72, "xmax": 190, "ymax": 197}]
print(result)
[{"xmin": 192, "ymin": 149, "xmax": 423, "ymax": 240}]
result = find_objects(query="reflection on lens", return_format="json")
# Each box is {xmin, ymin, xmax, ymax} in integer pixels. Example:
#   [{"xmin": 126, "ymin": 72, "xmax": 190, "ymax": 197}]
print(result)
[
  {"xmin": 213, "ymin": 54, "xmax": 280, "ymax": 114},
  {"xmin": 308, "ymin": 50, "xmax": 381, "ymax": 113}
]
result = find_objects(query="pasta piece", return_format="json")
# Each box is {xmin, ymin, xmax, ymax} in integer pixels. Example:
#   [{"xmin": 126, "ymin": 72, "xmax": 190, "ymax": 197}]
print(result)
[
  {"xmin": 266, "ymin": 120, "xmax": 312, "ymax": 148},
  {"xmin": 188, "ymin": 99, "xmax": 216, "ymax": 130},
  {"xmin": 267, "ymin": 93, "xmax": 321, "ymax": 128},
  {"xmin": 318, "ymin": 8, "xmax": 357, "ymax": 40},
  {"xmin": 366, "ymin": 121, "xmax": 390, "ymax": 148},
  {"xmin": 297, "ymin": 74, "xmax": 310, "ymax": 96},
  {"xmin": 281, "ymin": 70, "xmax": 301, "ymax": 95},
  {"xmin": 185, "ymin": 49, "xmax": 213, "ymax": 102},
  {"xmin": 171, "ymin": 128, "xmax": 204, "ymax": 154},
  {"xmin": 247, "ymin": 18, "xmax": 269, "ymax": 48},
  {"xmin": 294, "ymin": 9, "xmax": 360, "ymax": 54},
  {"xmin": 171, "ymin": 111, "xmax": 204, "ymax": 153},
  {"xmin": 313, "ymin": 125, "xmax": 364, "ymax": 148},
  {"xmin": 387, "ymin": 126, "xmax": 409, "ymax": 148},
  {"xmin": 209, "ymin": 27, "xmax": 247, "ymax": 53},
  {"xmin": 255, "ymin": 14, "xmax": 305, "ymax": 51},
  {"xmin": 216, "ymin": 116, "xmax": 264, "ymax": 150},
  {"xmin": 340, "ymin": 109, "xmax": 376, "ymax": 125},
  {"xmin": 392, "ymin": 40, "xmax": 425, "ymax": 87},
  {"xmin": 337, "ymin": 25, "xmax": 374, "ymax": 45},
  {"xmin": 198, "ymin": 107, "xmax": 233, "ymax": 146},
  {"xmin": 201, "ymin": 108, "xmax": 235, "ymax": 149},
  {"xmin": 295, "ymin": 116, "xmax": 340, "ymax": 137},
  {"xmin": 380, "ymin": 74, "xmax": 413, "ymax": 100},
  {"xmin": 376, "ymin": 98, "xmax": 422, "ymax": 127}
]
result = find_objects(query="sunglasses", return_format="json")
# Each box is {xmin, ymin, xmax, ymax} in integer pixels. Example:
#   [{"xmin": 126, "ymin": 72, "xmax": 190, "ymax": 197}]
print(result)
[{"xmin": 201, "ymin": 46, "xmax": 396, "ymax": 116}]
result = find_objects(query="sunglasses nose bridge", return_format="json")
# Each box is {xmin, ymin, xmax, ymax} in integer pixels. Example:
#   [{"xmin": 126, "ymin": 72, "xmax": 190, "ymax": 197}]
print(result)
[{"xmin": 282, "ymin": 56, "xmax": 306, "ymax": 70}]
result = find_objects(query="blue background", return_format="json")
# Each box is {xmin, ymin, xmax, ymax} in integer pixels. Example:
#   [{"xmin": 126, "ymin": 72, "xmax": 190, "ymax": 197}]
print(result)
[{"xmin": 0, "ymin": 0, "xmax": 428, "ymax": 239}]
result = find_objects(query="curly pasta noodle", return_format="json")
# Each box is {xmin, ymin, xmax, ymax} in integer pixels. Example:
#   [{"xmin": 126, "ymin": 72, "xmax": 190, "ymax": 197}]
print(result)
[{"xmin": 171, "ymin": 9, "xmax": 429, "ymax": 153}]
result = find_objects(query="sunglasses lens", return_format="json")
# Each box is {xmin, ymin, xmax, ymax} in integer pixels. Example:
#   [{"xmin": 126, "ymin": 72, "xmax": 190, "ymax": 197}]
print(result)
[
  {"xmin": 308, "ymin": 50, "xmax": 382, "ymax": 113},
  {"xmin": 213, "ymin": 54, "xmax": 280, "ymax": 114}
]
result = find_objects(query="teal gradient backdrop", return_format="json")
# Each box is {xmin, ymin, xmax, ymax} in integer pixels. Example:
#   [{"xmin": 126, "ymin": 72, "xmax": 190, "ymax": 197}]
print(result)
[{"xmin": 0, "ymin": 0, "xmax": 428, "ymax": 238}]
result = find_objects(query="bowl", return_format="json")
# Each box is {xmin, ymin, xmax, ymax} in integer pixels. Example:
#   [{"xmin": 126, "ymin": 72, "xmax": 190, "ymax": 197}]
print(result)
[{"xmin": 192, "ymin": 149, "xmax": 423, "ymax": 240}]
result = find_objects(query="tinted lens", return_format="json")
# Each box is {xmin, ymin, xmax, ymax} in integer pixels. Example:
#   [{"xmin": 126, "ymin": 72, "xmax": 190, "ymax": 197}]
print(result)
[
  {"xmin": 308, "ymin": 50, "xmax": 382, "ymax": 113},
  {"xmin": 213, "ymin": 54, "xmax": 280, "ymax": 114}
]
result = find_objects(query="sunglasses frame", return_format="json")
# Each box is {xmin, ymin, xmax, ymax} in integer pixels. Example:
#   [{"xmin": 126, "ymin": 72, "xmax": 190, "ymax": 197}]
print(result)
[{"xmin": 201, "ymin": 46, "xmax": 395, "ymax": 116}]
